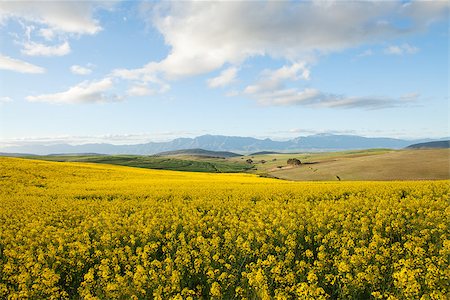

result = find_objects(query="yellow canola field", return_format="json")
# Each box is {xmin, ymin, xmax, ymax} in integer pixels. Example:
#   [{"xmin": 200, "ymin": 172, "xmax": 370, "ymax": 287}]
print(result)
[{"xmin": 0, "ymin": 157, "xmax": 449, "ymax": 299}]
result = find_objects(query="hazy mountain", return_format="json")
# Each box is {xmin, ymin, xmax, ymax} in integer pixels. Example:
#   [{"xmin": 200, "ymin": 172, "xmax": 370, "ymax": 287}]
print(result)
[
  {"xmin": 406, "ymin": 140, "xmax": 450, "ymax": 149},
  {"xmin": 154, "ymin": 148, "xmax": 242, "ymax": 158},
  {"xmin": 0, "ymin": 134, "xmax": 441, "ymax": 155}
]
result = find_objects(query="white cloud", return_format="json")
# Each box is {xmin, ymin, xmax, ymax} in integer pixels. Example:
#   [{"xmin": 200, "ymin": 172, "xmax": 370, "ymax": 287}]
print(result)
[
  {"xmin": 12, "ymin": 1, "xmax": 446, "ymax": 107},
  {"xmin": 127, "ymin": 83, "xmax": 155, "ymax": 97},
  {"xmin": 0, "ymin": 96, "xmax": 13, "ymax": 103},
  {"xmin": 111, "ymin": 0, "xmax": 447, "ymax": 101},
  {"xmin": 244, "ymin": 83, "xmax": 418, "ymax": 109},
  {"xmin": 268, "ymin": 62, "xmax": 310, "ymax": 81},
  {"xmin": 244, "ymin": 62, "xmax": 310, "ymax": 95},
  {"xmin": 242, "ymin": 61, "xmax": 420, "ymax": 109},
  {"xmin": 0, "ymin": 2, "xmax": 114, "ymax": 58},
  {"xmin": 127, "ymin": 80, "xmax": 170, "ymax": 96},
  {"xmin": 38, "ymin": 28, "xmax": 55, "ymax": 40},
  {"xmin": 207, "ymin": 67, "xmax": 238, "ymax": 88},
  {"xmin": 26, "ymin": 78, "xmax": 122, "ymax": 104},
  {"xmin": 111, "ymin": 64, "xmax": 171, "ymax": 97},
  {"xmin": 252, "ymin": 88, "xmax": 322, "ymax": 106},
  {"xmin": 132, "ymin": 1, "xmax": 447, "ymax": 79},
  {"xmin": 0, "ymin": 2, "xmax": 103, "ymax": 36},
  {"xmin": 70, "ymin": 64, "xmax": 93, "ymax": 75},
  {"xmin": 0, "ymin": 54, "xmax": 45, "ymax": 74},
  {"xmin": 144, "ymin": 1, "xmax": 397, "ymax": 78},
  {"xmin": 22, "ymin": 41, "xmax": 70, "ymax": 57},
  {"xmin": 384, "ymin": 43, "xmax": 419, "ymax": 55}
]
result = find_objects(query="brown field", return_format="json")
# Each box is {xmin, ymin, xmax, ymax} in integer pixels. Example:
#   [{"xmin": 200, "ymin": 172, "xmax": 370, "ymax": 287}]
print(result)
[{"xmin": 242, "ymin": 149, "xmax": 450, "ymax": 181}]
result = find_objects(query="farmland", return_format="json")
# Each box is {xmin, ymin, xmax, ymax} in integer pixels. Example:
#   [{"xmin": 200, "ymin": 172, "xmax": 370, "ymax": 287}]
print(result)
[
  {"xmin": 237, "ymin": 149, "xmax": 450, "ymax": 181},
  {"xmin": 17, "ymin": 148, "xmax": 450, "ymax": 181},
  {"xmin": 25, "ymin": 154, "xmax": 252, "ymax": 173},
  {"xmin": 1, "ymin": 157, "xmax": 449, "ymax": 299}
]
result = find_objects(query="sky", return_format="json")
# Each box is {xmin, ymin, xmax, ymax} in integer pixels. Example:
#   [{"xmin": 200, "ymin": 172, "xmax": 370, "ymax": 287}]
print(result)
[{"xmin": 0, "ymin": 1, "xmax": 449, "ymax": 147}]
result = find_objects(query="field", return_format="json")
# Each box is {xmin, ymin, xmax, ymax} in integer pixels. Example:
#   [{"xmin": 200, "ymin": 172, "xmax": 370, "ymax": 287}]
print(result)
[
  {"xmin": 24, "ymin": 148, "xmax": 450, "ymax": 181},
  {"xmin": 236, "ymin": 149, "xmax": 450, "ymax": 181},
  {"xmin": 28, "ymin": 154, "xmax": 253, "ymax": 173},
  {"xmin": 1, "ymin": 157, "xmax": 449, "ymax": 299}
]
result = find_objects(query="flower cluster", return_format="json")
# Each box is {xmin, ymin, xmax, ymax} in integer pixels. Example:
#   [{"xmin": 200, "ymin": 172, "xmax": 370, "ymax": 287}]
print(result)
[{"xmin": 0, "ymin": 157, "xmax": 449, "ymax": 299}]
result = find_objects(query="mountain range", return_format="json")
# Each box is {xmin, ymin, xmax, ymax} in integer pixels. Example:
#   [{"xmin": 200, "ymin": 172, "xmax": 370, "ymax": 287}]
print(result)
[
  {"xmin": 406, "ymin": 140, "xmax": 450, "ymax": 149},
  {"xmin": 0, "ymin": 134, "xmax": 447, "ymax": 155}
]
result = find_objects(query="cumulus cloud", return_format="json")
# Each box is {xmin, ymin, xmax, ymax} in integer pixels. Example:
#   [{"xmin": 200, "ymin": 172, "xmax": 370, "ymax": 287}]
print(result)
[
  {"xmin": 384, "ymin": 43, "xmax": 419, "ymax": 55},
  {"xmin": 0, "ymin": 54, "xmax": 45, "ymax": 74},
  {"xmin": 132, "ymin": 1, "xmax": 447, "ymax": 78},
  {"xmin": 0, "ymin": 2, "xmax": 113, "ymax": 57},
  {"xmin": 111, "ymin": 64, "xmax": 171, "ymax": 97},
  {"xmin": 144, "ymin": 1, "xmax": 397, "ymax": 78},
  {"xmin": 207, "ymin": 67, "xmax": 238, "ymax": 88},
  {"xmin": 26, "ymin": 78, "xmax": 122, "ymax": 104},
  {"xmin": 109, "ymin": 0, "xmax": 447, "ymax": 107},
  {"xmin": 0, "ymin": 2, "xmax": 103, "ymax": 35},
  {"xmin": 22, "ymin": 41, "xmax": 70, "ymax": 56},
  {"xmin": 17, "ymin": 1, "xmax": 447, "ymax": 107},
  {"xmin": 70, "ymin": 64, "xmax": 93, "ymax": 75}
]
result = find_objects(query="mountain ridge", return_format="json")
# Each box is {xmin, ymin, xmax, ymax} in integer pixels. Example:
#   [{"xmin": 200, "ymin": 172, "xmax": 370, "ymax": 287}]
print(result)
[
  {"xmin": 406, "ymin": 140, "xmax": 450, "ymax": 149},
  {"xmin": 0, "ymin": 134, "xmax": 444, "ymax": 155},
  {"xmin": 154, "ymin": 148, "xmax": 242, "ymax": 158}
]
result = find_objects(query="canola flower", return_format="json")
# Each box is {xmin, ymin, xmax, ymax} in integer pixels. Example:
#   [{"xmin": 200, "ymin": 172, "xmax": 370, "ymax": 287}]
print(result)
[{"xmin": 0, "ymin": 157, "xmax": 449, "ymax": 299}]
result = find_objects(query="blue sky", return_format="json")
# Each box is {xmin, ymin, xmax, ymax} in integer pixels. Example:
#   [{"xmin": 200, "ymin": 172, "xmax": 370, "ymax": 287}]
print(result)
[{"xmin": 0, "ymin": 1, "xmax": 448, "ymax": 147}]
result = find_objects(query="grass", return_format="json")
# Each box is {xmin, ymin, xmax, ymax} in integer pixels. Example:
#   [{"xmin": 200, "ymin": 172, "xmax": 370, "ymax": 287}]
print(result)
[
  {"xmin": 249, "ymin": 149, "xmax": 450, "ymax": 181},
  {"xmin": 18, "ymin": 148, "xmax": 450, "ymax": 180},
  {"xmin": 29, "ymin": 154, "xmax": 253, "ymax": 173}
]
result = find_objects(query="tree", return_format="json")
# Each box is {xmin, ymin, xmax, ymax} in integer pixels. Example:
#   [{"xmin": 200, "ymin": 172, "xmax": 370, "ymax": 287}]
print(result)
[{"xmin": 287, "ymin": 158, "xmax": 301, "ymax": 166}]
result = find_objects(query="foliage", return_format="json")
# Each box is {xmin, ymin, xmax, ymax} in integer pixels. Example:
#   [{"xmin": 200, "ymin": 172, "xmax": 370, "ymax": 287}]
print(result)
[
  {"xmin": 0, "ymin": 157, "xmax": 449, "ymax": 299},
  {"xmin": 287, "ymin": 158, "xmax": 302, "ymax": 166}
]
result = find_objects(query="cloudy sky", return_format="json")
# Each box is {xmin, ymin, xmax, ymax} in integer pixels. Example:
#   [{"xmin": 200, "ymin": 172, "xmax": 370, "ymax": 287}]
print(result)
[{"xmin": 0, "ymin": 1, "xmax": 448, "ymax": 146}]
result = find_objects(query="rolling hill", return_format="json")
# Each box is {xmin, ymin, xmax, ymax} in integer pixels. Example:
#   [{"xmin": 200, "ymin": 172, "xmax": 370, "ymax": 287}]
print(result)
[{"xmin": 244, "ymin": 149, "xmax": 450, "ymax": 181}]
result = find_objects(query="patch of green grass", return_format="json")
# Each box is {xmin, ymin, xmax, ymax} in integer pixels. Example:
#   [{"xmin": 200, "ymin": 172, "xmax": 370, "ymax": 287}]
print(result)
[{"xmin": 28, "ymin": 155, "xmax": 253, "ymax": 173}]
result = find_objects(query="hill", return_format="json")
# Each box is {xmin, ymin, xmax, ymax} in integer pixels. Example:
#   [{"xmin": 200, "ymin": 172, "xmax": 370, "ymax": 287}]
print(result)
[
  {"xmin": 154, "ymin": 148, "xmax": 242, "ymax": 158},
  {"xmin": 406, "ymin": 140, "xmax": 450, "ymax": 149},
  {"xmin": 245, "ymin": 149, "xmax": 450, "ymax": 181}
]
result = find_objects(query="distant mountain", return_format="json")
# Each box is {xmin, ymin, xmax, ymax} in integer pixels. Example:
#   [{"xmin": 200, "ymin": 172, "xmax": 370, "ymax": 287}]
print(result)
[
  {"xmin": 0, "ymin": 134, "xmax": 442, "ymax": 155},
  {"xmin": 250, "ymin": 151, "xmax": 282, "ymax": 155},
  {"xmin": 155, "ymin": 148, "xmax": 242, "ymax": 158},
  {"xmin": 0, "ymin": 152, "xmax": 36, "ymax": 157},
  {"xmin": 406, "ymin": 140, "xmax": 450, "ymax": 149}
]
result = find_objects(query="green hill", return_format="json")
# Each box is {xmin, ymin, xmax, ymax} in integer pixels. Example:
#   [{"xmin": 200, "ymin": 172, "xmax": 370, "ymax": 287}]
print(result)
[{"xmin": 26, "ymin": 154, "xmax": 252, "ymax": 173}]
